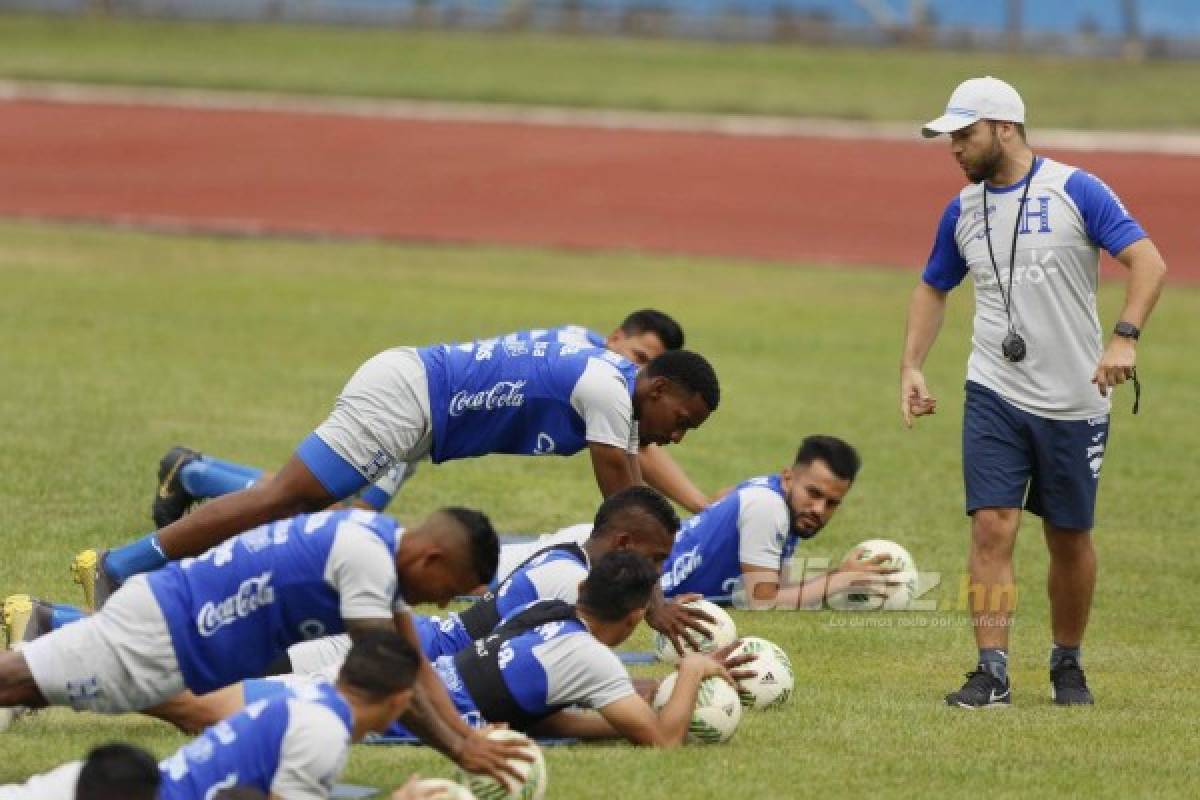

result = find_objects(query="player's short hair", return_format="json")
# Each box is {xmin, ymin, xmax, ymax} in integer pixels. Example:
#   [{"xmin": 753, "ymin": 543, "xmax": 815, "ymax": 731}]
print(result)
[
  {"xmin": 577, "ymin": 551, "xmax": 659, "ymax": 622},
  {"xmin": 794, "ymin": 435, "xmax": 861, "ymax": 482},
  {"xmin": 75, "ymin": 743, "xmax": 160, "ymax": 800},
  {"xmin": 592, "ymin": 486, "xmax": 680, "ymax": 540},
  {"xmin": 442, "ymin": 506, "xmax": 500, "ymax": 585},
  {"xmin": 644, "ymin": 350, "xmax": 720, "ymax": 411},
  {"xmin": 338, "ymin": 629, "xmax": 420, "ymax": 700},
  {"xmin": 621, "ymin": 309, "xmax": 685, "ymax": 351},
  {"xmin": 214, "ymin": 790, "xmax": 268, "ymax": 800}
]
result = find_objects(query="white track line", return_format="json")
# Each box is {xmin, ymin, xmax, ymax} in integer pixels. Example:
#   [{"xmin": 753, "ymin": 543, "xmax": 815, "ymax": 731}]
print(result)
[{"xmin": 2, "ymin": 79, "xmax": 1199, "ymax": 156}]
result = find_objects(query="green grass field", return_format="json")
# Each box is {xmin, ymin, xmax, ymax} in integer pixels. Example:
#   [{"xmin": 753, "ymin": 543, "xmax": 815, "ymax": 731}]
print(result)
[
  {"xmin": 1, "ymin": 221, "xmax": 1197, "ymax": 797},
  {"xmin": 3, "ymin": 13, "xmax": 1200, "ymax": 129}
]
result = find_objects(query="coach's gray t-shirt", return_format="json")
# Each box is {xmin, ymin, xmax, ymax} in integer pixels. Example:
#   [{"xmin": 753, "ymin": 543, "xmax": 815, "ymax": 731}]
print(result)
[{"xmin": 923, "ymin": 157, "xmax": 1147, "ymax": 420}]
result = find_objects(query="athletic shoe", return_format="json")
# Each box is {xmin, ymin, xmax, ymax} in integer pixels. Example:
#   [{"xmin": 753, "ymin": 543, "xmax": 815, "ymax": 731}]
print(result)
[
  {"xmin": 944, "ymin": 666, "xmax": 1012, "ymax": 709},
  {"xmin": 71, "ymin": 548, "xmax": 120, "ymax": 611},
  {"xmin": 1050, "ymin": 657, "xmax": 1094, "ymax": 706},
  {"xmin": 153, "ymin": 445, "xmax": 202, "ymax": 528},
  {"xmin": 2, "ymin": 594, "xmax": 52, "ymax": 651}
]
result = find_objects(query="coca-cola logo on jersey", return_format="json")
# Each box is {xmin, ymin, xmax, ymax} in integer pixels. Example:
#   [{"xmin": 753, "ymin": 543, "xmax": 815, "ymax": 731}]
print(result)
[
  {"xmin": 448, "ymin": 380, "xmax": 527, "ymax": 417},
  {"xmin": 195, "ymin": 571, "xmax": 276, "ymax": 637}
]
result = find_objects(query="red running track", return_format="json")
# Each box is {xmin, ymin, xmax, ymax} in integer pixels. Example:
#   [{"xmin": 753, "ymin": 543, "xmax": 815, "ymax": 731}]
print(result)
[{"xmin": 0, "ymin": 99, "xmax": 1195, "ymax": 279}]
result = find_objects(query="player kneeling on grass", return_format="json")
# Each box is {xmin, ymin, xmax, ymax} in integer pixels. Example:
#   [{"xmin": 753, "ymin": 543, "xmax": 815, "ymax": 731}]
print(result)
[
  {"xmin": 0, "ymin": 631, "xmax": 446, "ymax": 800},
  {"xmin": 161, "ymin": 552, "xmax": 750, "ymax": 748},
  {"xmin": 0, "ymin": 508, "xmax": 528, "ymax": 786}
]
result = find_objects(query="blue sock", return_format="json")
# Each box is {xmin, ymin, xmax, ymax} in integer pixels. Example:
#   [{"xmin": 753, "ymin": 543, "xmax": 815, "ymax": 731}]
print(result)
[
  {"xmin": 103, "ymin": 533, "xmax": 168, "ymax": 582},
  {"xmin": 50, "ymin": 603, "xmax": 87, "ymax": 630},
  {"xmin": 1050, "ymin": 644, "xmax": 1082, "ymax": 669},
  {"xmin": 180, "ymin": 458, "xmax": 264, "ymax": 500},
  {"xmin": 979, "ymin": 648, "xmax": 1009, "ymax": 683}
]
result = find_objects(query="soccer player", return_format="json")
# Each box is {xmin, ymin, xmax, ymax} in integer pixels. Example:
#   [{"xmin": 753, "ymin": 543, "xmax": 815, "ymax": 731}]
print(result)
[
  {"xmin": 507, "ymin": 436, "xmax": 900, "ymax": 611},
  {"xmin": 903, "ymin": 77, "xmax": 1167, "ymax": 707},
  {"xmin": 0, "ymin": 631, "xmax": 444, "ymax": 800},
  {"xmin": 0, "ymin": 508, "xmax": 526, "ymax": 784},
  {"xmin": 159, "ymin": 552, "xmax": 750, "ymax": 747},
  {"xmin": 143, "ymin": 309, "xmax": 709, "ymax": 529},
  {"xmin": 281, "ymin": 485, "xmax": 681, "ymax": 677},
  {"xmin": 0, "ymin": 743, "xmax": 161, "ymax": 800},
  {"xmin": 75, "ymin": 337, "xmax": 720, "ymax": 610}
]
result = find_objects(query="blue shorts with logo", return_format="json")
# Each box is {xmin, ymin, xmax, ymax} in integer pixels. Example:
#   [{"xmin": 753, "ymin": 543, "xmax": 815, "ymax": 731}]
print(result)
[{"xmin": 962, "ymin": 381, "xmax": 1109, "ymax": 531}]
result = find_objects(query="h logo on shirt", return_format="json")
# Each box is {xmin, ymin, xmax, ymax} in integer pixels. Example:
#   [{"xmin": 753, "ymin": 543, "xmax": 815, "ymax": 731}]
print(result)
[{"xmin": 1018, "ymin": 196, "xmax": 1053, "ymax": 234}]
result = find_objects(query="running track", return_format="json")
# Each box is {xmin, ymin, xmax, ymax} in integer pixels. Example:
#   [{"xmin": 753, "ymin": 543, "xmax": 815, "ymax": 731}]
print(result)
[{"xmin": 1, "ymin": 97, "xmax": 1195, "ymax": 280}]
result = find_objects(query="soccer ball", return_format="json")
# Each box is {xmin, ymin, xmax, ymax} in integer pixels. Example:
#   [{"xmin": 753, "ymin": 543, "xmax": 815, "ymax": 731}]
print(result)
[
  {"xmin": 412, "ymin": 779, "xmax": 477, "ymax": 799},
  {"xmin": 730, "ymin": 637, "xmax": 794, "ymax": 709},
  {"xmin": 455, "ymin": 730, "xmax": 546, "ymax": 800},
  {"xmin": 840, "ymin": 538, "xmax": 918, "ymax": 611},
  {"xmin": 653, "ymin": 599, "xmax": 738, "ymax": 663},
  {"xmin": 653, "ymin": 672, "xmax": 743, "ymax": 744}
]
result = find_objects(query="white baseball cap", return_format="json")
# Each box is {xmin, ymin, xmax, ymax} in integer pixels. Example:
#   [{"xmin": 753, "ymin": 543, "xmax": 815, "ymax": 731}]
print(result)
[{"xmin": 921, "ymin": 76, "xmax": 1025, "ymax": 138}]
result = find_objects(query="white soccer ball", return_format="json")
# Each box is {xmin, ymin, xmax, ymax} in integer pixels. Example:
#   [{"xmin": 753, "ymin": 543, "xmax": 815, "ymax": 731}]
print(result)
[
  {"xmin": 729, "ymin": 638, "xmax": 794, "ymax": 710},
  {"xmin": 455, "ymin": 730, "xmax": 546, "ymax": 800},
  {"xmin": 652, "ymin": 672, "xmax": 743, "ymax": 744},
  {"xmin": 653, "ymin": 599, "xmax": 738, "ymax": 663},
  {"xmin": 411, "ymin": 778, "xmax": 477, "ymax": 799},
  {"xmin": 840, "ymin": 538, "xmax": 918, "ymax": 611}
]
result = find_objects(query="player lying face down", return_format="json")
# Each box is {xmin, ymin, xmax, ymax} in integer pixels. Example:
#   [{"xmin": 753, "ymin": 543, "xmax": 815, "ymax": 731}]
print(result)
[
  {"xmin": 0, "ymin": 508, "xmax": 530, "ymax": 786},
  {"xmin": 179, "ymin": 552, "xmax": 749, "ymax": 749},
  {"xmin": 0, "ymin": 632, "xmax": 433, "ymax": 800},
  {"xmin": 659, "ymin": 435, "xmax": 903, "ymax": 610},
  {"xmin": 280, "ymin": 485, "xmax": 710, "ymax": 677}
]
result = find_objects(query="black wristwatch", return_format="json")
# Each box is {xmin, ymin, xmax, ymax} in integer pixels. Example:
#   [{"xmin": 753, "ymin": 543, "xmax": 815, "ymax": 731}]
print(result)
[{"xmin": 1114, "ymin": 321, "xmax": 1141, "ymax": 340}]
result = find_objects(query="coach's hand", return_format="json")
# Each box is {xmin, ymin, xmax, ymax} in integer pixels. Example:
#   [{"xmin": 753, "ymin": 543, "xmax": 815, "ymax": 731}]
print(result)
[
  {"xmin": 455, "ymin": 726, "xmax": 532, "ymax": 789},
  {"xmin": 1092, "ymin": 336, "xmax": 1137, "ymax": 397},
  {"xmin": 900, "ymin": 367, "xmax": 937, "ymax": 427},
  {"xmin": 647, "ymin": 593, "xmax": 714, "ymax": 657}
]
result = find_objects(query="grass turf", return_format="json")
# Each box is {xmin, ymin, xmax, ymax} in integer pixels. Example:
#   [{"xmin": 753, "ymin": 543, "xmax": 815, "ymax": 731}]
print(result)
[
  {"xmin": 0, "ymin": 221, "xmax": 1197, "ymax": 796},
  {"xmin": 3, "ymin": 13, "xmax": 1200, "ymax": 130}
]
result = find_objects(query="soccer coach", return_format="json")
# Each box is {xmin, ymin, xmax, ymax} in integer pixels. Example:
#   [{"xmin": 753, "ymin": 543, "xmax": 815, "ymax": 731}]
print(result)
[{"xmin": 899, "ymin": 77, "xmax": 1166, "ymax": 708}]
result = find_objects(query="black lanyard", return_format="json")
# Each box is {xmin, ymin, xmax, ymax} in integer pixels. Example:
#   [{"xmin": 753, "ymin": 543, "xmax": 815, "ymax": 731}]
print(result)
[{"xmin": 981, "ymin": 158, "xmax": 1037, "ymax": 339}]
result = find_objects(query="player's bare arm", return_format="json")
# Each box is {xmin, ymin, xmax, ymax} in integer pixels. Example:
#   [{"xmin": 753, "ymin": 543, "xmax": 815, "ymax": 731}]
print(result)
[
  {"xmin": 900, "ymin": 282, "xmax": 949, "ymax": 427},
  {"xmin": 1092, "ymin": 238, "xmax": 1167, "ymax": 396},
  {"xmin": 588, "ymin": 442, "xmax": 639, "ymax": 498},
  {"xmin": 638, "ymin": 444, "xmax": 711, "ymax": 513},
  {"xmin": 594, "ymin": 654, "xmax": 729, "ymax": 747}
]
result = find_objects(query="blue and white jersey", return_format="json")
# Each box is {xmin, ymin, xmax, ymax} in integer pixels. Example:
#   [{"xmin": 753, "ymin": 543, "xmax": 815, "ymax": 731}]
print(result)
[
  {"xmin": 388, "ymin": 601, "xmax": 633, "ymax": 736},
  {"xmin": 160, "ymin": 680, "xmax": 352, "ymax": 800},
  {"xmin": 512, "ymin": 324, "xmax": 606, "ymax": 349},
  {"xmin": 415, "ymin": 544, "xmax": 590, "ymax": 659},
  {"xmin": 922, "ymin": 157, "xmax": 1147, "ymax": 419},
  {"xmin": 660, "ymin": 474, "xmax": 794, "ymax": 598},
  {"xmin": 418, "ymin": 340, "xmax": 639, "ymax": 463},
  {"xmin": 147, "ymin": 510, "xmax": 406, "ymax": 694}
]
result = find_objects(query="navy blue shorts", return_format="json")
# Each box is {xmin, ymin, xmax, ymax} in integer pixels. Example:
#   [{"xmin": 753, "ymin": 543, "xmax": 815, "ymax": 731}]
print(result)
[{"xmin": 962, "ymin": 381, "xmax": 1109, "ymax": 531}]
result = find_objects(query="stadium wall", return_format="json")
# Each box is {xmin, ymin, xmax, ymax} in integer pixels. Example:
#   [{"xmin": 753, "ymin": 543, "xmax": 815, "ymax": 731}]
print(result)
[{"xmin": 4, "ymin": 0, "xmax": 1200, "ymax": 57}]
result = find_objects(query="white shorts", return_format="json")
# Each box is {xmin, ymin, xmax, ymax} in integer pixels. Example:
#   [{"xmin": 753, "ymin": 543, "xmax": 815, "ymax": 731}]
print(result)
[
  {"xmin": 22, "ymin": 576, "xmax": 183, "ymax": 713},
  {"xmin": 287, "ymin": 634, "xmax": 352, "ymax": 677},
  {"xmin": 314, "ymin": 347, "xmax": 434, "ymax": 480}
]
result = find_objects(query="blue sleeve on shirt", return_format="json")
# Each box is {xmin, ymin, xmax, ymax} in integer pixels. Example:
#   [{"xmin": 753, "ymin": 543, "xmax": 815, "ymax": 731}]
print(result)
[
  {"xmin": 921, "ymin": 196, "xmax": 968, "ymax": 291},
  {"xmin": 1064, "ymin": 170, "xmax": 1147, "ymax": 257}
]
